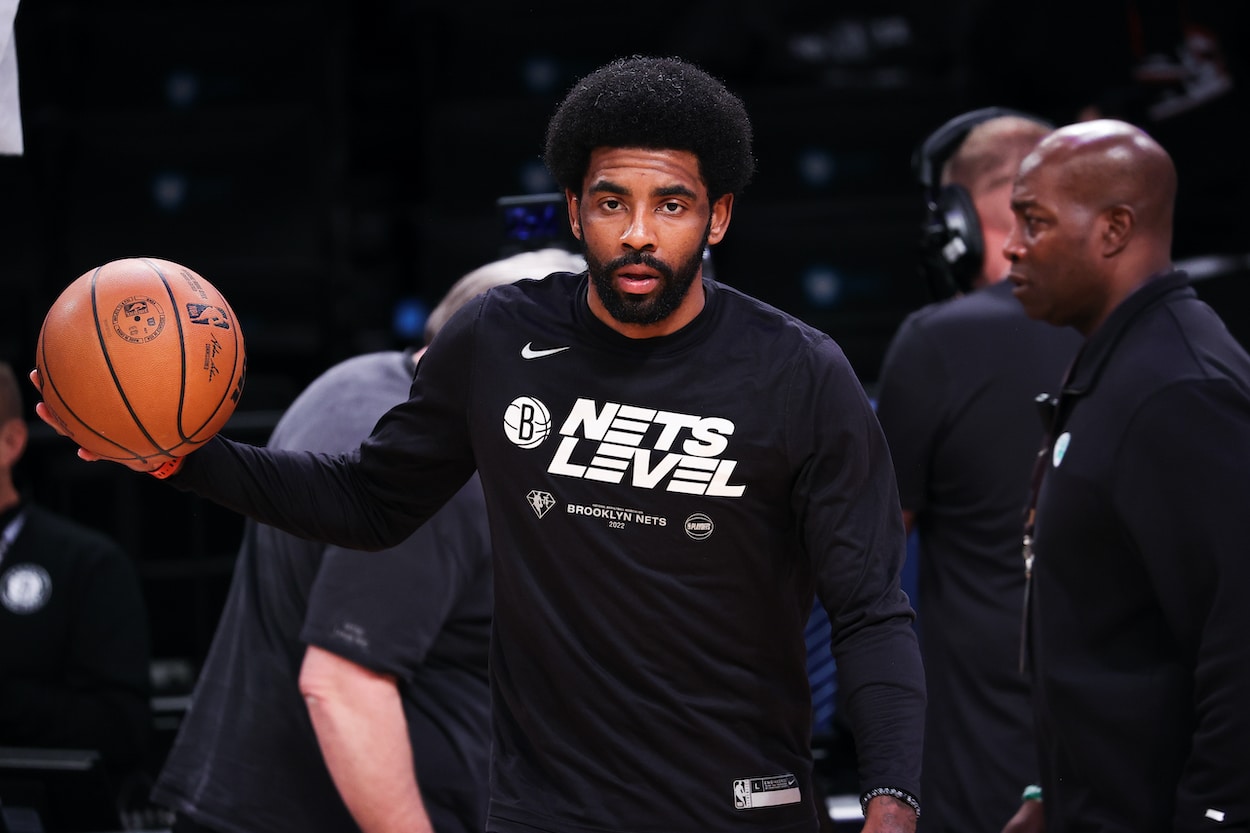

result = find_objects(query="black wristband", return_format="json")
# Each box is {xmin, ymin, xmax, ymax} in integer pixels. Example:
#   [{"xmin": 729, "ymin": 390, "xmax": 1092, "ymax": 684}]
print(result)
[{"xmin": 860, "ymin": 786, "xmax": 921, "ymax": 818}]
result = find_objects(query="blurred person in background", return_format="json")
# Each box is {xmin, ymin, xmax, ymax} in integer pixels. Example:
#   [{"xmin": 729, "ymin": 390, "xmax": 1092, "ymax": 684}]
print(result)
[
  {"xmin": 875, "ymin": 110, "xmax": 1080, "ymax": 833},
  {"xmin": 0, "ymin": 358, "xmax": 151, "ymax": 830},
  {"xmin": 152, "ymin": 248, "xmax": 584, "ymax": 833}
]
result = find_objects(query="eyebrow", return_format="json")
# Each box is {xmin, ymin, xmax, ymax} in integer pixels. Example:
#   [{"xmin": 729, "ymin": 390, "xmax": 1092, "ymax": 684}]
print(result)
[
  {"xmin": 983, "ymin": 172, "xmax": 1015, "ymax": 191},
  {"xmin": 654, "ymin": 184, "xmax": 698, "ymax": 199},
  {"xmin": 588, "ymin": 180, "xmax": 698, "ymax": 200}
]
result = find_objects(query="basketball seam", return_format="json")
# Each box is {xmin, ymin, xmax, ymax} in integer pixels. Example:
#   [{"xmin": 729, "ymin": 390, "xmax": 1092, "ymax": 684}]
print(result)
[
  {"xmin": 38, "ymin": 302, "xmax": 151, "ymax": 461},
  {"xmin": 143, "ymin": 257, "xmax": 240, "ymax": 443},
  {"xmin": 144, "ymin": 258, "xmax": 196, "ymax": 446},
  {"xmin": 93, "ymin": 263, "xmax": 179, "ymax": 459}
]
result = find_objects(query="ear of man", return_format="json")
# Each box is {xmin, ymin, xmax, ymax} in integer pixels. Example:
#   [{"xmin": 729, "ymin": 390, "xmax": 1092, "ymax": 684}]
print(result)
[
  {"xmin": 1101, "ymin": 205, "xmax": 1135, "ymax": 258},
  {"xmin": 708, "ymin": 193, "xmax": 734, "ymax": 245},
  {"xmin": 566, "ymin": 190, "xmax": 583, "ymax": 241}
]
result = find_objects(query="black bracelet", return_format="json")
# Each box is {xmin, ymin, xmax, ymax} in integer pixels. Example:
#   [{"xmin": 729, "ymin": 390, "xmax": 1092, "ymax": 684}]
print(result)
[{"xmin": 860, "ymin": 786, "xmax": 921, "ymax": 818}]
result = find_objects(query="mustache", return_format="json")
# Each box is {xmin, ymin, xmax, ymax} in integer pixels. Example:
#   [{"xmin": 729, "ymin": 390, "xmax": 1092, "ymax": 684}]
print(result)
[{"xmin": 602, "ymin": 250, "xmax": 674, "ymax": 281}]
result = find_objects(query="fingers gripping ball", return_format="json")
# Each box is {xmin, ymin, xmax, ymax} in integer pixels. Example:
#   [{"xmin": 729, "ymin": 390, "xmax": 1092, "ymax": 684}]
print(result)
[{"xmin": 36, "ymin": 257, "xmax": 246, "ymax": 463}]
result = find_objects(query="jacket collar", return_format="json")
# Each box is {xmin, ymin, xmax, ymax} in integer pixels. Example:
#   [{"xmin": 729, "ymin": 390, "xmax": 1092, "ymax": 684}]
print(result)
[{"xmin": 1061, "ymin": 269, "xmax": 1193, "ymax": 397}]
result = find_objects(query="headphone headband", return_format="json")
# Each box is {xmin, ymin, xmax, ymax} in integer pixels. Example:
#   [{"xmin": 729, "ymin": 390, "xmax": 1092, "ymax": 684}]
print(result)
[
  {"xmin": 913, "ymin": 106, "xmax": 1053, "ymax": 299},
  {"xmin": 913, "ymin": 106, "xmax": 1052, "ymax": 192}
]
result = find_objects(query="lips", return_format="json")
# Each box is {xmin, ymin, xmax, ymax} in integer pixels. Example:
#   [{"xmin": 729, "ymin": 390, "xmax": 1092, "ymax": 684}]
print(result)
[
  {"xmin": 615, "ymin": 269, "xmax": 661, "ymax": 293},
  {"xmin": 1008, "ymin": 273, "xmax": 1036, "ymax": 307}
]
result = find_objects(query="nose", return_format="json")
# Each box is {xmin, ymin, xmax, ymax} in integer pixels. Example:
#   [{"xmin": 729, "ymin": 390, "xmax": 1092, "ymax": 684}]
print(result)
[
  {"xmin": 621, "ymin": 209, "xmax": 657, "ymax": 252},
  {"xmin": 1002, "ymin": 224, "xmax": 1024, "ymax": 264}
]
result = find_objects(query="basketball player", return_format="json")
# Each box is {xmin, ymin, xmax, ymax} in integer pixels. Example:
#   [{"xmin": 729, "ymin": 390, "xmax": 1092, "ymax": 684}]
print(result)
[{"xmin": 35, "ymin": 57, "xmax": 925, "ymax": 833}]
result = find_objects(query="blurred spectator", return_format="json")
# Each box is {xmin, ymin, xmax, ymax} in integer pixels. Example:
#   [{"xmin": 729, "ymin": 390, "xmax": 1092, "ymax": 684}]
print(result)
[
  {"xmin": 152, "ymin": 248, "xmax": 584, "ymax": 833},
  {"xmin": 875, "ymin": 111, "xmax": 1080, "ymax": 833},
  {"xmin": 0, "ymin": 359, "xmax": 151, "ymax": 829}
]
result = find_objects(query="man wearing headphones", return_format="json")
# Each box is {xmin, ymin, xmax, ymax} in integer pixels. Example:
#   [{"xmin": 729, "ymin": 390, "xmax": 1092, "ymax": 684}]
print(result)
[{"xmin": 874, "ymin": 110, "xmax": 1080, "ymax": 833}]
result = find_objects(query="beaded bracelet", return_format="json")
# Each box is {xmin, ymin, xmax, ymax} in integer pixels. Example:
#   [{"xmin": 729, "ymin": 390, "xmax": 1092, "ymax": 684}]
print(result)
[
  {"xmin": 149, "ymin": 458, "xmax": 185, "ymax": 480},
  {"xmin": 860, "ymin": 786, "xmax": 921, "ymax": 818},
  {"xmin": 1022, "ymin": 784, "xmax": 1043, "ymax": 802}
]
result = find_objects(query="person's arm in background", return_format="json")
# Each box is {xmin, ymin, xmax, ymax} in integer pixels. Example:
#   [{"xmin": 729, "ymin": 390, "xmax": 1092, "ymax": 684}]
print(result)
[
  {"xmin": 875, "ymin": 315, "xmax": 945, "ymax": 544},
  {"xmin": 299, "ymin": 645, "xmax": 433, "ymax": 833}
]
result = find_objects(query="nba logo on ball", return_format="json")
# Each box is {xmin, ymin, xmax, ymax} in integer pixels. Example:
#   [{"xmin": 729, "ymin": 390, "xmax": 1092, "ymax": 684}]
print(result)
[{"xmin": 504, "ymin": 396, "xmax": 551, "ymax": 449}]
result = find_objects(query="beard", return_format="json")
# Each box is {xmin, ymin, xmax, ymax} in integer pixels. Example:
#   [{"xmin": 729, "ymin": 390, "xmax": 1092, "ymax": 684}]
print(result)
[{"xmin": 583, "ymin": 222, "xmax": 711, "ymax": 327}]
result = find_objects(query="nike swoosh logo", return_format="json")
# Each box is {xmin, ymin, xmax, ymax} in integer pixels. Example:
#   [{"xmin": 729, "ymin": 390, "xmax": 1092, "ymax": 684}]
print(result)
[{"xmin": 521, "ymin": 342, "xmax": 571, "ymax": 360}]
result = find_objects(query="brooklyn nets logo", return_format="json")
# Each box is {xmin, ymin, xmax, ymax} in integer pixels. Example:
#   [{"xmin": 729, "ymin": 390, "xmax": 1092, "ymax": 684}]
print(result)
[
  {"xmin": 504, "ymin": 397, "xmax": 552, "ymax": 449},
  {"xmin": 1, "ymin": 564, "xmax": 52, "ymax": 614}
]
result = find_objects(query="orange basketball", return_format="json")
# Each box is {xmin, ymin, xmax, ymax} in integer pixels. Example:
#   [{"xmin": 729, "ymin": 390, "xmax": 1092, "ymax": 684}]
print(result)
[{"xmin": 35, "ymin": 257, "xmax": 246, "ymax": 463}]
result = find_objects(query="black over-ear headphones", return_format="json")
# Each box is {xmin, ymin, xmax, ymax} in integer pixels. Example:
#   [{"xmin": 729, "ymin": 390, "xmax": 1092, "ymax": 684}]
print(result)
[{"xmin": 913, "ymin": 106, "xmax": 1052, "ymax": 299}]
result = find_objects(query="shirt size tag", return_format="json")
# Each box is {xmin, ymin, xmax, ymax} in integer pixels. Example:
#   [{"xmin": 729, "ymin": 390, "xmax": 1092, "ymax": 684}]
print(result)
[{"xmin": 733, "ymin": 774, "xmax": 801, "ymax": 809}]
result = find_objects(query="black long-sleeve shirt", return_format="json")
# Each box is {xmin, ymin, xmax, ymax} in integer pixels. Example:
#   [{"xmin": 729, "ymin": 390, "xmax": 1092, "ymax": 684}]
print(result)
[
  {"xmin": 1031, "ymin": 272, "xmax": 1250, "ymax": 831},
  {"xmin": 174, "ymin": 272, "xmax": 925, "ymax": 833}
]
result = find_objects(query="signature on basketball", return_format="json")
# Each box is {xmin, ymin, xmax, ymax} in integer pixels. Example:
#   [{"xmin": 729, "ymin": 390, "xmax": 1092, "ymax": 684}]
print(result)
[{"xmin": 203, "ymin": 335, "xmax": 224, "ymax": 380}]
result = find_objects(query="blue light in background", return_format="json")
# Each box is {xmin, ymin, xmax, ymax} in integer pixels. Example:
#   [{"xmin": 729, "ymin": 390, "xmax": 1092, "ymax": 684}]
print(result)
[
  {"xmin": 519, "ymin": 159, "xmax": 559, "ymax": 194},
  {"xmin": 152, "ymin": 171, "xmax": 188, "ymax": 212},
  {"xmin": 797, "ymin": 147, "xmax": 837, "ymax": 189},
  {"xmin": 802, "ymin": 265, "xmax": 842, "ymax": 308},
  {"xmin": 392, "ymin": 296, "xmax": 429, "ymax": 343},
  {"xmin": 520, "ymin": 55, "xmax": 563, "ymax": 95},
  {"xmin": 801, "ymin": 262, "xmax": 892, "ymax": 308},
  {"xmin": 166, "ymin": 70, "xmax": 200, "ymax": 109}
]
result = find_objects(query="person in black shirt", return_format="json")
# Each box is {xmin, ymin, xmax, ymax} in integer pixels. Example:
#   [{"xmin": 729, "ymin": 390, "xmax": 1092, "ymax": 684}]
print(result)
[
  {"xmin": 0, "ymin": 359, "xmax": 151, "ymax": 829},
  {"xmin": 876, "ymin": 110, "xmax": 1080, "ymax": 833},
  {"xmin": 33, "ymin": 56, "xmax": 925, "ymax": 833},
  {"xmin": 152, "ymin": 250, "xmax": 580, "ymax": 833},
  {"xmin": 1004, "ymin": 119, "xmax": 1250, "ymax": 831}
]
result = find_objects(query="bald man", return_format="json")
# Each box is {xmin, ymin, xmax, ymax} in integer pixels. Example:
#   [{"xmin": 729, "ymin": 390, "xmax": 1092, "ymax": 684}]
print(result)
[{"xmin": 1002, "ymin": 120, "xmax": 1250, "ymax": 832}]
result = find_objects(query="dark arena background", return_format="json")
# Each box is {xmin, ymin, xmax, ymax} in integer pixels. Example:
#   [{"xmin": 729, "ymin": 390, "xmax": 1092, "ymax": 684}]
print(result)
[{"xmin": 0, "ymin": 1, "xmax": 1246, "ymax": 828}]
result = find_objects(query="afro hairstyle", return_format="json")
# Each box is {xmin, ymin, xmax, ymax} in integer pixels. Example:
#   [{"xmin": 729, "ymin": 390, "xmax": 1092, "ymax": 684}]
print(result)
[{"xmin": 543, "ymin": 55, "xmax": 755, "ymax": 201}]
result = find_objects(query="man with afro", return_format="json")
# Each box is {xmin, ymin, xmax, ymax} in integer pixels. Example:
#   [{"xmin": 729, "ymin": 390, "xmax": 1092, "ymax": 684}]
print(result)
[{"xmin": 36, "ymin": 55, "xmax": 925, "ymax": 833}]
